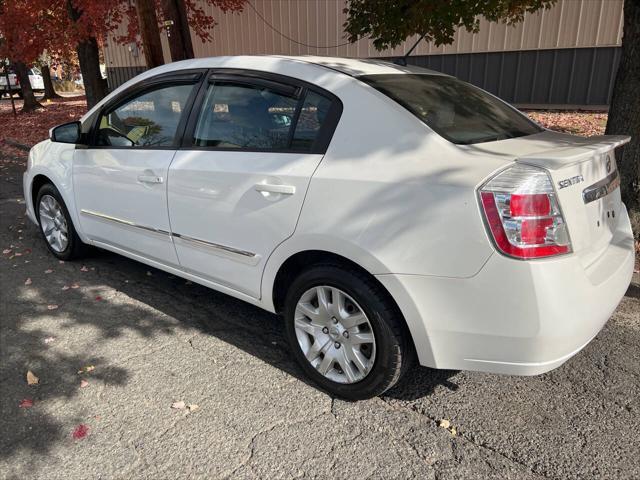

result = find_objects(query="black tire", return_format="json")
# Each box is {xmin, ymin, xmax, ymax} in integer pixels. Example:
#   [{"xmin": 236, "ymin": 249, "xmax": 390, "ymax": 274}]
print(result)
[
  {"xmin": 284, "ymin": 264, "xmax": 414, "ymax": 400},
  {"xmin": 35, "ymin": 183, "xmax": 88, "ymax": 260}
]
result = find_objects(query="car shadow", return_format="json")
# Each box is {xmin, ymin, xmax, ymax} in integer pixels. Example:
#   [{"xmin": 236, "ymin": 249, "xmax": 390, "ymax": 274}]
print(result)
[{"xmin": 86, "ymin": 248, "xmax": 457, "ymax": 400}]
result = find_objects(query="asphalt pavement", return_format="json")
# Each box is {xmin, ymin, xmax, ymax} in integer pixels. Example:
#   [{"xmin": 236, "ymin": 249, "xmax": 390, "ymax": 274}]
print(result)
[{"xmin": 1, "ymin": 149, "xmax": 639, "ymax": 480}]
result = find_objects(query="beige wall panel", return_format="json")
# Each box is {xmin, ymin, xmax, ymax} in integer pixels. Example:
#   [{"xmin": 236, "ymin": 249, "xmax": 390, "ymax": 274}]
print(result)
[
  {"xmin": 557, "ymin": 0, "xmax": 583, "ymax": 47},
  {"xmin": 521, "ymin": 10, "xmax": 543, "ymax": 50},
  {"xmin": 104, "ymin": 0, "xmax": 623, "ymax": 69},
  {"xmin": 539, "ymin": 4, "xmax": 562, "ymax": 49},
  {"xmin": 577, "ymin": 0, "xmax": 603, "ymax": 47}
]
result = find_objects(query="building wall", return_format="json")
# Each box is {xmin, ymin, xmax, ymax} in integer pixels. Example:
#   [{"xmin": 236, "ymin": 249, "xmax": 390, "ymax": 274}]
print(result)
[{"xmin": 104, "ymin": 0, "xmax": 624, "ymax": 107}]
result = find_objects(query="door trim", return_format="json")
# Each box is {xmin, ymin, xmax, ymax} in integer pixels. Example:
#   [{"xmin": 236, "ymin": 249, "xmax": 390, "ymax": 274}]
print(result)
[
  {"xmin": 81, "ymin": 208, "xmax": 259, "ymax": 263},
  {"xmin": 80, "ymin": 209, "xmax": 172, "ymax": 236}
]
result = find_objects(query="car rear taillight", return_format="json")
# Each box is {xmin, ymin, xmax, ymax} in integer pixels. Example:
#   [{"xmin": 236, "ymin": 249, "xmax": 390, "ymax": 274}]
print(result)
[{"xmin": 479, "ymin": 164, "xmax": 571, "ymax": 259}]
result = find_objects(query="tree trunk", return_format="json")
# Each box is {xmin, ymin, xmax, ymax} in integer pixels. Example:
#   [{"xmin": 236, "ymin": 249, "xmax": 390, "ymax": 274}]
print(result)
[
  {"xmin": 14, "ymin": 61, "xmax": 42, "ymax": 113},
  {"xmin": 67, "ymin": 0, "xmax": 109, "ymax": 109},
  {"xmin": 40, "ymin": 63, "xmax": 61, "ymax": 100},
  {"xmin": 76, "ymin": 37, "xmax": 109, "ymax": 110},
  {"xmin": 137, "ymin": 0, "xmax": 165, "ymax": 68},
  {"xmin": 606, "ymin": 0, "xmax": 640, "ymax": 237},
  {"xmin": 161, "ymin": 0, "xmax": 194, "ymax": 61}
]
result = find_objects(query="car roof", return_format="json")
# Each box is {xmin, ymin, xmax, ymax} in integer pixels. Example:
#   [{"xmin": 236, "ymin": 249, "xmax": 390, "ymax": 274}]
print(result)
[
  {"xmin": 274, "ymin": 55, "xmax": 446, "ymax": 77},
  {"xmin": 147, "ymin": 55, "xmax": 446, "ymax": 78}
]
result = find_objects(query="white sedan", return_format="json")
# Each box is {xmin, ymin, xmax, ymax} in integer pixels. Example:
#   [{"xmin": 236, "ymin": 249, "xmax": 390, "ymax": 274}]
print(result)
[{"xmin": 24, "ymin": 56, "xmax": 635, "ymax": 399}]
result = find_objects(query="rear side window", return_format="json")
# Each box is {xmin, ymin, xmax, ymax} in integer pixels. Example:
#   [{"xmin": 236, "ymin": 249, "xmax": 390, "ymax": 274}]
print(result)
[
  {"xmin": 192, "ymin": 80, "xmax": 337, "ymax": 153},
  {"xmin": 359, "ymin": 74, "xmax": 542, "ymax": 145},
  {"xmin": 193, "ymin": 83, "xmax": 298, "ymax": 149},
  {"xmin": 291, "ymin": 91, "xmax": 333, "ymax": 151}
]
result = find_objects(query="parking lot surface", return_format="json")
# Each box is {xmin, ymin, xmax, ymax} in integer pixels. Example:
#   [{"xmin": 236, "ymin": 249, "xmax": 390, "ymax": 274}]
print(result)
[{"xmin": 1, "ymin": 151, "xmax": 639, "ymax": 479}]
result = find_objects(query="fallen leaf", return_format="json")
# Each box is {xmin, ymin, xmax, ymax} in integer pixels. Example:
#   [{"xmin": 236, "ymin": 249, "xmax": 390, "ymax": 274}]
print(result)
[
  {"xmin": 61, "ymin": 285, "xmax": 70, "ymax": 290},
  {"xmin": 80, "ymin": 266, "xmax": 89, "ymax": 272},
  {"xmin": 450, "ymin": 426, "xmax": 457, "ymax": 436},
  {"xmin": 19, "ymin": 398, "xmax": 34, "ymax": 408},
  {"xmin": 26, "ymin": 370, "xmax": 39, "ymax": 385},
  {"xmin": 95, "ymin": 296, "xmax": 102, "ymax": 301},
  {"xmin": 24, "ymin": 248, "xmax": 32, "ymax": 254},
  {"xmin": 2, "ymin": 249, "xmax": 11, "ymax": 254},
  {"xmin": 15, "ymin": 252, "xmax": 22, "ymax": 257},
  {"xmin": 80, "ymin": 379, "xmax": 89, "ymax": 388},
  {"xmin": 439, "ymin": 419, "xmax": 450, "ymax": 429},
  {"xmin": 77, "ymin": 365, "xmax": 95, "ymax": 374},
  {"xmin": 71, "ymin": 283, "xmax": 80, "ymax": 289},
  {"xmin": 18, "ymin": 398, "xmax": 33, "ymax": 408},
  {"xmin": 47, "ymin": 304, "xmax": 59, "ymax": 310},
  {"xmin": 44, "ymin": 336, "xmax": 56, "ymax": 344},
  {"xmin": 171, "ymin": 400, "xmax": 185, "ymax": 410},
  {"xmin": 187, "ymin": 404, "xmax": 199, "ymax": 412},
  {"xmin": 72, "ymin": 424, "xmax": 89, "ymax": 440},
  {"xmin": 24, "ymin": 278, "xmax": 32, "ymax": 286},
  {"xmin": 44, "ymin": 269, "xmax": 53, "ymax": 274}
]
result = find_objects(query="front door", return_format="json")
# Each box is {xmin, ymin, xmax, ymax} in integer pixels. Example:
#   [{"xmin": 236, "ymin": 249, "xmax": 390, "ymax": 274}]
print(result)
[
  {"xmin": 168, "ymin": 75, "xmax": 340, "ymax": 297},
  {"xmin": 74, "ymin": 77, "xmax": 200, "ymax": 265}
]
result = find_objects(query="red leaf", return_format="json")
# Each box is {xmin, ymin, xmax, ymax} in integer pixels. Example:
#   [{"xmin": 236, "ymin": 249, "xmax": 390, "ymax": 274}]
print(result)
[
  {"xmin": 72, "ymin": 424, "xmax": 89, "ymax": 440},
  {"xmin": 95, "ymin": 296, "xmax": 102, "ymax": 301},
  {"xmin": 19, "ymin": 398, "xmax": 34, "ymax": 408}
]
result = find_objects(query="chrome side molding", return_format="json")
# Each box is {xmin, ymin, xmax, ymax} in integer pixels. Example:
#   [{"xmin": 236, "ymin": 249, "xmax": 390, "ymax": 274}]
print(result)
[
  {"xmin": 172, "ymin": 233, "xmax": 257, "ymax": 258},
  {"xmin": 80, "ymin": 209, "xmax": 172, "ymax": 236},
  {"xmin": 81, "ymin": 209, "xmax": 257, "ymax": 260},
  {"xmin": 582, "ymin": 170, "xmax": 620, "ymax": 204}
]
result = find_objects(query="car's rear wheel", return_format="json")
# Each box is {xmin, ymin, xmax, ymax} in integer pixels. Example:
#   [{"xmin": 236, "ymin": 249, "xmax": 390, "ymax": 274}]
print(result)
[
  {"xmin": 284, "ymin": 264, "xmax": 413, "ymax": 400},
  {"xmin": 36, "ymin": 184, "xmax": 87, "ymax": 260}
]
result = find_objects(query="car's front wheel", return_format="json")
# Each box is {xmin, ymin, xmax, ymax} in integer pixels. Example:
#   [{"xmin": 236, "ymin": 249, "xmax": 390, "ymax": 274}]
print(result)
[
  {"xmin": 36, "ymin": 183, "xmax": 87, "ymax": 260},
  {"xmin": 284, "ymin": 264, "xmax": 414, "ymax": 400}
]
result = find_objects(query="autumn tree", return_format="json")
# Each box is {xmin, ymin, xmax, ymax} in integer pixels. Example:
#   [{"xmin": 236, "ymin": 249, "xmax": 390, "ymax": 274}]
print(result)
[
  {"xmin": 120, "ymin": 0, "xmax": 246, "ymax": 63},
  {"xmin": 0, "ymin": 0, "xmax": 50, "ymax": 111},
  {"xmin": 344, "ymin": 0, "xmax": 639, "ymax": 237}
]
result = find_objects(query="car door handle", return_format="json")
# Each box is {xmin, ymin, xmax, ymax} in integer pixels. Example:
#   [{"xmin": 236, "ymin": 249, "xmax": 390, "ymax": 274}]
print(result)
[
  {"xmin": 254, "ymin": 183, "xmax": 296, "ymax": 195},
  {"xmin": 137, "ymin": 175, "xmax": 164, "ymax": 184}
]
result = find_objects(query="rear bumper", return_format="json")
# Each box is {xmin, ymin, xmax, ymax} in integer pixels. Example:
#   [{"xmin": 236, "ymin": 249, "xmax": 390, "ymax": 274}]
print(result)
[{"xmin": 378, "ymin": 204, "xmax": 635, "ymax": 375}]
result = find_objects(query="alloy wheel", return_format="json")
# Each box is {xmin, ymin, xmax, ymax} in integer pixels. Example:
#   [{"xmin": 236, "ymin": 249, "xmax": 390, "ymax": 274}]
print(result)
[{"xmin": 39, "ymin": 194, "xmax": 69, "ymax": 253}]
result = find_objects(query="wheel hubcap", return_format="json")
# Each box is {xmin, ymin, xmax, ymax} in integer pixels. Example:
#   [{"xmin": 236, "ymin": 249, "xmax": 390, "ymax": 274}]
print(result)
[
  {"xmin": 294, "ymin": 285, "xmax": 376, "ymax": 384},
  {"xmin": 38, "ymin": 195, "xmax": 69, "ymax": 253}
]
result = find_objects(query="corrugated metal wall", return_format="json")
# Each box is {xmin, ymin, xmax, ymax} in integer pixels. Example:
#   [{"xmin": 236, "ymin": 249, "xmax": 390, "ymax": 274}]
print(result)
[
  {"xmin": 191, "ymin": 0, "xmax": 623, "ymax": 57},
  {"xmin": 103, "ymin": 0, "xmax": 624, "ymax": 106},
  {"xmin": 395, "ymin": 46, "xmax": 621, "ymax": 108}
]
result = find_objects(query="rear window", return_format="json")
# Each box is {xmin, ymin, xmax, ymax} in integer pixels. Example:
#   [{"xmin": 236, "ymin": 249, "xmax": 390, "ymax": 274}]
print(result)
[{"xmin": 359, "ymin": 74, "xmax": 542, "ymax": 145}]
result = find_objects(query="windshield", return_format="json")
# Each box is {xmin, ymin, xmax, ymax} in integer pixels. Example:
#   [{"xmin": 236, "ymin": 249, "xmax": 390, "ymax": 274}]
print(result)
[{"xmin": 359, "ymin": 74, "xmax": 542, "ymax": 145}]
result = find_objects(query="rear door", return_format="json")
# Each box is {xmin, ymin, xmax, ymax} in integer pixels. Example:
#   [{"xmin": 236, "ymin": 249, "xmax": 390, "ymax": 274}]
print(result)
[
  {"xmin": 167, "ymin": 73, "xmax": 341, "ymax": 297},
  {"xmin": 73, "ymin": 72, "xmax": 203, "ymax": 265}
]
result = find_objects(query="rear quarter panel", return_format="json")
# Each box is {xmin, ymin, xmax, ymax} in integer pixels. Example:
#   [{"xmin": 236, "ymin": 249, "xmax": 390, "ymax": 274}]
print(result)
[{"xmin": 286, "ymin": 79, "xmax": 510, "ymax": 279}]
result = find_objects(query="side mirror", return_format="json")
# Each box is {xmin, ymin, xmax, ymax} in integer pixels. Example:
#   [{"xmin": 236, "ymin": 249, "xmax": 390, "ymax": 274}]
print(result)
[{"xmin": 50, "ymin": 121, "xmax": 82, "ymax": 144}]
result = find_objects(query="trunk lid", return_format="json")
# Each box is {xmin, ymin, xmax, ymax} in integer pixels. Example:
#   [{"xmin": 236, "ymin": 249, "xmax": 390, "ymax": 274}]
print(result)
[{"xmin": 514, "ymin": 134, "xmax": 630, "ymax": 267}]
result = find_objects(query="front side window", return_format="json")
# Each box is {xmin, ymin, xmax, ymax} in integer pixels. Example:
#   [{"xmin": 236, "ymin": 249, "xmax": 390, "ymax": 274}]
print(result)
[
  {"xmin": 360, "ymin": 74, "xmax": 542, "ymax": 145},
  {"xmin": 97, "ymin": 84, "xmax": 194, "ymax": 147}
]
